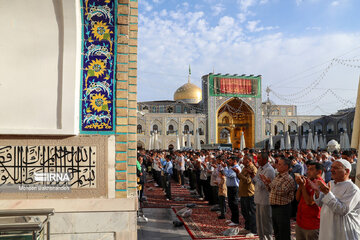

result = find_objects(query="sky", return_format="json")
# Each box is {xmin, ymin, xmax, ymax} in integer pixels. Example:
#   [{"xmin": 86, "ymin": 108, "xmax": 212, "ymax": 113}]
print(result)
[{"xmin": 137, "ymin": 0, "xmax": 360, "ymax": 115}]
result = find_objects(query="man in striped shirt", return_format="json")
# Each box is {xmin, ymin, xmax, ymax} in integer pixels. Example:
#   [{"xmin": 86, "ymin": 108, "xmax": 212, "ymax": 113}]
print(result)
[{"xmin": 260, "ymin": 156, "xmax": 296, "ymax": 240}]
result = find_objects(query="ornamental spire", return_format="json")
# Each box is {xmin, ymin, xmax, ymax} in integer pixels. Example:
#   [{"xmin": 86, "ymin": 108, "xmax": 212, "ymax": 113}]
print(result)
[{"xmin": 188, "ymin": 65, "xmax": 191, "ymax": 83}]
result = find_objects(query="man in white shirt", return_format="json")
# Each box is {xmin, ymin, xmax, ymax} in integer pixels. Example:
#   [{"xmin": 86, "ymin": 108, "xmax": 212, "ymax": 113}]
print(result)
[
  {"xmin": 152, "ymin": 157, "xmax": 161, "ymax": 187},
  {"xmin": 179, "ymin": 152, "xmax": 186, "ymax": 187},
  {"xmin": 200, "ymin": 153, "xmax": 206, "ymax": 162},
  {"xmin": 314, "ymin": 159, "xmax": 360, "ymax": 240},
  {"xmin": 251, "ymin": 152, "xmax": 275, "ymax": 240}
]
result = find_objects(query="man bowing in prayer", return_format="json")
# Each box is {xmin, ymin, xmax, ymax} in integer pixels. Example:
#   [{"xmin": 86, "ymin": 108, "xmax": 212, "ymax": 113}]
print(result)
[{"xmin": 314, "ymin": 159, "xmax": 360, "ymax": 240}]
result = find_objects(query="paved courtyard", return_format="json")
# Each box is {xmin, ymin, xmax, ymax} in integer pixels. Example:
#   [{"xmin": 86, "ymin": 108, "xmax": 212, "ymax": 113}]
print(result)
[{"xmin": 137, "ymin": 208, "xmax": 191, "ymax": 240}]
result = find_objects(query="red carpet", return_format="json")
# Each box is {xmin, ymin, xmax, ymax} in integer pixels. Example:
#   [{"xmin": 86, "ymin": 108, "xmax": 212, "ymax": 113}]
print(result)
[
  {"xmin": 141, "ymin": 178, "xmax": 296, "ymax": 239},
  {"xmin": 141, "ymin": 180, "xmax": 209, "ymax": 208},
  {"xmin": 173, "ymin": 206, "xmax": 258, "ymax": 239},
  {"xmin": 173, "ymin": 206, "xmax": 296, "ymax": 239}
]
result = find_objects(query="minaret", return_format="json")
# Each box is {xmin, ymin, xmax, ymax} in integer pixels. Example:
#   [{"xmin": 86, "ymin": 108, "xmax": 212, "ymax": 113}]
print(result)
[{"xmin": 188, "ymin": 65, "xmax": 191, "ymax": 83}]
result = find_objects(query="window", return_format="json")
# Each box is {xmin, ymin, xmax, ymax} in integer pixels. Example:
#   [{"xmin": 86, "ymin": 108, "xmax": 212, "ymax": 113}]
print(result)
[
  {"xmin": 288, "ymin": 121, "xmax": 297, "ymax": 133},
  {"xmin": 327, "ymin": 122, "xmax": 334, "ymax": 133},
  {"xmin": 302, "ymin": 122, "xmax": 310, "ymax": 134},
  {"xmin": 137, "ymin": 124, "xmax": 142, "ymax": 133},
  {"xmin": 167, "ymin": 106, "xmax": 173, "ymax": 113},
  {"xmin": 159, "ymin": 105, "xmax": 164, "ymax": 113},
  {"xmin": 337, "ymin": 121, "xmax": 346, "ymax": 133},
  {"xmin": 199, "ymin": 128, "xmax": 204, "ymax": 135},
  {"xmin": 152, "ymin": 106, "xmax": 157, "ymax": 113},
  {"xmin": 153, "ymin": 124, "xmax": 158, "ymax": 132},
  {"xmin": 184, "ymin": 107, "xmax": 189, "ymax": 113},
  {"xmin": 220, "ymin": 128, "xmax": 230, "ymax": 139},
  {"xmin": 315, "ymin": 123, "xmax": 322, "ymax": 133},
  {"xmin": 275, "ymin": 121, "xmax": 284, "ymax": 135},
  {"xmin": 184, "ymin": 125, "xmax": 189, "ymax": 133},
  {"xmin": 175, "ymin": 105, "xmax": 181, "ymax": 113},
  {"xmin": 265, "ymin": 122, "xmax": 271, "ymax": 135}
]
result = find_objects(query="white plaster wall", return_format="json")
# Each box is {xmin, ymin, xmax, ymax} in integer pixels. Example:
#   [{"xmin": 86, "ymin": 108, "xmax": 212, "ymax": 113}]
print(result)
[{"xmin": 0, "ymin": 0, "xmax": 79, "ymax": 134}]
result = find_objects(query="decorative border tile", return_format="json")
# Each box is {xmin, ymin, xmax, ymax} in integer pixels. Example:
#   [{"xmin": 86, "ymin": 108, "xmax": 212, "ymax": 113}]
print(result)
[{"xmin": 80, "ymin": 0, "xmax": 116, "ymax": 134}]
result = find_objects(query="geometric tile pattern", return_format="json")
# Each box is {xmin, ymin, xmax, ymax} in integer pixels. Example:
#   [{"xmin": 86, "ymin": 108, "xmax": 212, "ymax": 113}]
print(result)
[{"xmin": 80, "ymin": 0, "xmax": 116, "ymax": 133}]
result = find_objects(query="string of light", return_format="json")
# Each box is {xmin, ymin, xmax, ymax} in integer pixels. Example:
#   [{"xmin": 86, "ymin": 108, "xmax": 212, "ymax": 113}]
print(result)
[
  {"xmin": 138, "ymin": 54, "xmax": 359, "ymax": 124},
  {"xmin": 269, "ymin": 57, "xmax": 360, "ymax": 100},
  {"xmin": 268, "ymin": 60, "xmax": 334, "ymax": 100}
]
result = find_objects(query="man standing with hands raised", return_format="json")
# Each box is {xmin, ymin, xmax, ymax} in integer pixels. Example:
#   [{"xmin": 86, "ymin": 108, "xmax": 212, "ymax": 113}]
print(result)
[
  {"xmin": 251, "ymin": 152, "xmax": 275, "ymax": 240},
  {"xmin": 221, "ymin": 156, "xmax": 242, "ymax": 226},
  {"xmin": 232, "ymin": 154, "xmax": 258, "ymax": 236},
  {"xmin": 295, "ymin": 161, "xmax": 324, "ymax": 240},
  {"xmin": 314, "ymin": 159, "xmax": 360, "ymax": 240},
  {"xmin": 260, "ymin": 156, "xmax": 296, "ymax": 240}
]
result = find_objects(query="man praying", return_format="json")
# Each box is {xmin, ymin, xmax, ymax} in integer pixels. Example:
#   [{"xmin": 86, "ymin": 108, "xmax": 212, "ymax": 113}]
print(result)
[{"xmin": 314, "ymin": 159, "xmax": 360, "ymax": 240}]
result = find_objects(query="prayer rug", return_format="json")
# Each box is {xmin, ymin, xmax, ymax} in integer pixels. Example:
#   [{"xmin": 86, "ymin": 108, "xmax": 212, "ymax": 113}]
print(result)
[
  {"xmin": 173, "ymin": 206, "xmax": 297, "ymax": 240},
  {"xmin": 141, "ymin": 180, "xmax": 209, "ymax": 208},
  {"xmin": 173, "ymin": 206, "xmax": 257, "ymax": 239}
]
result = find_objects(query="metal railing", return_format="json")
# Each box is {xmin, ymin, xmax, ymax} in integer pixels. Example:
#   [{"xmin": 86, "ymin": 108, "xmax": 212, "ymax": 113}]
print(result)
[{"xmin": 0, "ymin": 209, "xmax": 55, "ymax": 240}]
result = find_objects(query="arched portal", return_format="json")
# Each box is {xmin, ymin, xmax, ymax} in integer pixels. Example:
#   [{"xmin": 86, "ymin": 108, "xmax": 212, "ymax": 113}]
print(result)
[
  {"xmin": 217, "ymin": 98, "xmax": 254, "ymax": 148},
  {"xmin": 137, "ymin": 141, "xmax": 144, "ymax": 150}
]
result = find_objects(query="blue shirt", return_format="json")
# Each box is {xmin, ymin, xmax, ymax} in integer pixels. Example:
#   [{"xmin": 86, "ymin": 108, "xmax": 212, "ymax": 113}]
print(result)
[
  {"xmin": 224, "ymin": 164, "xmax": 241, "ymax": 187},
  {"xmin": 160, "ymin": 158, "xmax": 166, "ymax": 167},
  {"xmin": 303, "ymin": 162, "xmax": 307, "ymax": 175},
  {"xmin": 164, "ymin": 161, "xmax": 173, "ymax": 175},
  {"xmin": 323, "ymin": 160, "xmax": 332, "ymax": 183},
  {"xmin": 291, "ymin": 162, "xmax": 304, "ymax": 178}
]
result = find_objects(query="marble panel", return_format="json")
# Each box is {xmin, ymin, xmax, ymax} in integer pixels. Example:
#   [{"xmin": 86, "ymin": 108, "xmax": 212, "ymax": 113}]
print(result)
[
  {"xmin": 52, "ymin": 233, "xmax": 115, "ymax": 240},
  {"xmin": 50, "ymin": 211, "xmax": 136, "ymax": 233}
]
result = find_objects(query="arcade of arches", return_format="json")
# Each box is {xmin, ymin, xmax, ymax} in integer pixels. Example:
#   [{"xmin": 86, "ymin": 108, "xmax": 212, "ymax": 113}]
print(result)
[{"xmin": 217, "ymin": 98, "xmax": 255, "ymax": 149}]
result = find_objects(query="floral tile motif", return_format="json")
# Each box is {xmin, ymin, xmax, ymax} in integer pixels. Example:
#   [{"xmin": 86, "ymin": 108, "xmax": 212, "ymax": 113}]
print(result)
[{"xmin": 80, "ymin": 0, "xmax": 116, "ymax": 133}]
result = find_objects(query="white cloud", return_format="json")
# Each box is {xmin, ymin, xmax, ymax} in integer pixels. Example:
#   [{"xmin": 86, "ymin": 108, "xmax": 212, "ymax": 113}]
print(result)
[
  {"xmin": 236, "ymin": 0, "xmax": 269, "ymax": 24},
  {"xmin": 247, "ymin": 20, "xmax": 260, "ymax": 32},
  {"xmin": 296, "ymin": 0, "xmax": 303, "ymax": 6},
  {"xmin": 296, "ymin": 0, "xmax": 334, "ymax": 6},
  {"xmin": 331, "ymin": 1, "xmax": 340, "ymax": 6},
  {"xmin": 237, "ymin": 13, "xmax": 247, "ymax": 23},
  {"xmin": 238, "ymin": 0, "xmax": 257, "ymax": 11},
  {"xmin": 247, "ymin": 20, "xmax": 279, "ymax": 32},
  {"xmin": 182, "ymin": 2, "xmax": 189, "ymax": 9},
  {"xmin": 159, "ymin": 9, "xmax": 167, "ymax": 17},
  {"xmin": 140, "ymin": 0, "xmax": 153, "ymax": 12},
  {"xmin": 138, "ymin": 8, "xmax": 360, "ymax": 115},
  {"xmin": 306, "ymin": 26, "xmax": 322, "ymax": 31},
  {"xmin": 211, "ymin": 3, "xmax": 225, "ymax": 16}
]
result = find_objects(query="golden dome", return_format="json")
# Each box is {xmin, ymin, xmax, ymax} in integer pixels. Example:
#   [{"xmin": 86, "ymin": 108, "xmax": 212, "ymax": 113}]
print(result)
[{"xmin": 174, "ymin": 82, "xmax": 202, "ymax": 104}]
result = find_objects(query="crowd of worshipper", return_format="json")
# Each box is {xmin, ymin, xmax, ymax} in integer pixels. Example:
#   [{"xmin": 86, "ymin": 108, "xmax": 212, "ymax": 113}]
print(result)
[{"xmin": 136, "ymin": 148, "xmax": 360, "ymax": 240}]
